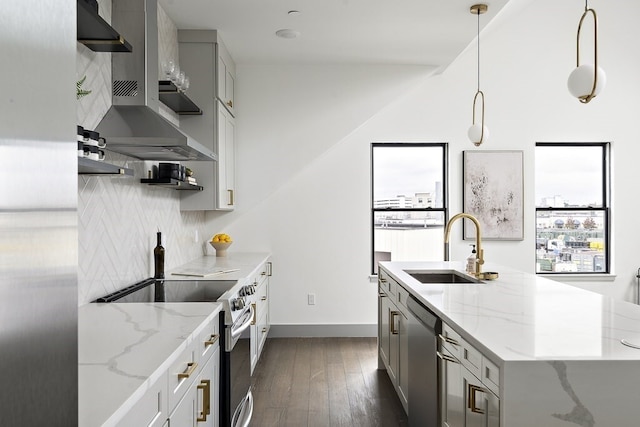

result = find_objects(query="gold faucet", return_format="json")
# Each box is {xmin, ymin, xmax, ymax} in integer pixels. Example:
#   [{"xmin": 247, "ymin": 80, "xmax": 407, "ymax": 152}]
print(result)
[{"xmin": 444, "ymin": 213, "xmax": 484, "ymax": 276}]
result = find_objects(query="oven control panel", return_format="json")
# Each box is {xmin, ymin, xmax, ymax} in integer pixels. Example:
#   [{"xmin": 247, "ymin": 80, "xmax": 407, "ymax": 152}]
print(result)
[
  {"xmin": 231, "ymin": 297, "xmax": 246, "ymax": 311},
  {"xmin": 239, "ymin": 284, "xmax": 256, "ymax": 297}
]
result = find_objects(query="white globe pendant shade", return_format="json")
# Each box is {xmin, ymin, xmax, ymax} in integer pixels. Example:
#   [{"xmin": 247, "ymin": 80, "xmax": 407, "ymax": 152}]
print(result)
[
  {"xmin": 567, "ymin": 64, "xmax": 606, "ymax": 100},
  {"xmin": 468, "ymin": 123, "xmax": 489, "ymax": 146}
]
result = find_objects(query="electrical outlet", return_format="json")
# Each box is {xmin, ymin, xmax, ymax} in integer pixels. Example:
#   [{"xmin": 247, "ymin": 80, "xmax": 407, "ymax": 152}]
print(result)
[{"xmin": 308, "ymin": 293, "xmax": 316, "ymax": 305}]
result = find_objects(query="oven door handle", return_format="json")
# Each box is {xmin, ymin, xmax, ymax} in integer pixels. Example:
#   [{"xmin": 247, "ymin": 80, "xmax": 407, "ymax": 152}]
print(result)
[
  {"xmin": 231, "ymin": 304, "xmax": 254, "ymax": 340},
  {"xmin": 232, "ymin": 390, "xmax": 254, "ymax": 427}
]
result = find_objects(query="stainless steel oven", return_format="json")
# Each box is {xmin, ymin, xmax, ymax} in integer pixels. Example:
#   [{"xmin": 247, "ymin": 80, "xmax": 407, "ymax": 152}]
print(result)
[{"xmin": 223, "ymin": 303, "xmax": 254, "ymax": 427}]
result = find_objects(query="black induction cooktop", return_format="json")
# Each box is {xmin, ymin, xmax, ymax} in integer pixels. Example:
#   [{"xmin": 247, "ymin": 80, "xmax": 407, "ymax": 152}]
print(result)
[{"xmin": 93, "ymin": 278, "xmax": 236, "ymax": 303}]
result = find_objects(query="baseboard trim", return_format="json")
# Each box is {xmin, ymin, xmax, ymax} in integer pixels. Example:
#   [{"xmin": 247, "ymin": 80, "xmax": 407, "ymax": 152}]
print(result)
[{"xmin": 268, "ymin": 324, "xmax": 377, "ymax": 338}]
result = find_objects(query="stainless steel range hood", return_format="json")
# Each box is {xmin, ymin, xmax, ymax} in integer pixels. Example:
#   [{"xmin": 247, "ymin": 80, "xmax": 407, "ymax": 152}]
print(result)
[{"xmin": 95, "ymin": 0, "xmax": 215, "ymax": 161}]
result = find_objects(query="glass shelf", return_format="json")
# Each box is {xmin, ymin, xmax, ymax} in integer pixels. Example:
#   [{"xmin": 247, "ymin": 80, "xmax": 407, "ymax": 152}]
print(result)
[
  {"xmin": 158, "ymin": 81, "xmax": 203, "ymax": 115},
  {"xmin": 78, "ymin": 157, "xmax": 133, "ymax": 176}
]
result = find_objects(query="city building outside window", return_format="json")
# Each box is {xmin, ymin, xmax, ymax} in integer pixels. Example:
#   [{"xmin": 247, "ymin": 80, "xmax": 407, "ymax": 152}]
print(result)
[
  {"xmin": 371, "ymin": 143, "xmax": 448, "ymax": 275},
  {"xmin": 535, "ymin": 142, "xmax": 610, "ymax": 274}
]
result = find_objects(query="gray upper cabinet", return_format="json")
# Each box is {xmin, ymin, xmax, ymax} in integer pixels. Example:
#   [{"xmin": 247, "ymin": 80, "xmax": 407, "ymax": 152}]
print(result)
[
  {"xmin": 217, "ymin": 39, "xmax": 236, "ymax": 117},
  {"xmin": 178, "ymin": 30, "xmax": 236, "ymax": 211}
]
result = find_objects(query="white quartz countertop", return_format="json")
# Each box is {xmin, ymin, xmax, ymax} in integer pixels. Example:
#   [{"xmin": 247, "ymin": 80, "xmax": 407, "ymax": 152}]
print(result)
[
  {"xmin": 78, "ymin": 253, "xmax": 270, "ymax": 426},
  {"xmin": 78, "ymin": 302, "xmax": 222, "ymax": 427},
  {"xmin": 380, "ymin": 261, "xmax": 640, "ymax": 363},
  {"xmin": 168, "ymin": 252, "xmax": 271, "ymax": 281}
]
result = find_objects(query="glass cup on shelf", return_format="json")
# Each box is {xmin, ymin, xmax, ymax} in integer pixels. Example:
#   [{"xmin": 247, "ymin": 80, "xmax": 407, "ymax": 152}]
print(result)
[
  {"xmin": 161, "ymin": 60, "xmax": 175, "ymax": 82},
  {"xmin": 181, "ymin": 76, "xmax": 190, "ymax": 92},
  {"xmin": 176, "ymin": 71, "xmax": 186, "ymax": 91},
  {"xmin": 170, "ymin": 65, "xmax": 180, "ymax": 84}
]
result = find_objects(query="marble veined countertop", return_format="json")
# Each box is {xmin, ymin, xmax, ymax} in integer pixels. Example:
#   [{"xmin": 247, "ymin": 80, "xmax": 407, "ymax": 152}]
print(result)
[
  {"xmin": 168, "ymin": 252, "xmax": 271, "ymax": 281},
  {"xmin": 380, "ymin": 261, "xmax": 640, "ymax": 362},
  {"xmin": 78, "ymin": 302, "xmax": 222, "ymax": 427}
]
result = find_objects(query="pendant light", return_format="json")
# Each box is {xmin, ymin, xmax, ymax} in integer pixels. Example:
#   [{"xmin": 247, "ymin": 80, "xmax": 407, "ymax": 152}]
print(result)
[
  {"xmin": 567, "ymin": 0, "xmax": 606, "ymax": 103},
  {"xmin": 468, "ymin": 4, "xmax": 489, "ymax": 147}
]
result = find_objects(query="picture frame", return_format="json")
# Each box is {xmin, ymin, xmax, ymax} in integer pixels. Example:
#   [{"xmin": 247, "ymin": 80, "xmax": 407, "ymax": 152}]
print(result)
[{"xmin": 463, "ymin": 150, "xmax": 524, "ymax": 240}]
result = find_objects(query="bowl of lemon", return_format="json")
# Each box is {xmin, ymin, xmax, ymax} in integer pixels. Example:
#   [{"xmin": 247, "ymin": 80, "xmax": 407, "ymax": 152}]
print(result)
[{"xmin": 210, "ymin": 233, "xmax": 233, "ymax": 257}]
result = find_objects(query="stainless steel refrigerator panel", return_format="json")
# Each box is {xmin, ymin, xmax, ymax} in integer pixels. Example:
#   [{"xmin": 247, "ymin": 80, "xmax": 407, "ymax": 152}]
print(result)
[
  {"xmin": 0, "ymin": 1, "xmax": 78, "ymax": 425},
  {"xmin": 0, "ymin": 156, "xmax": 79, "ymax": 424}
]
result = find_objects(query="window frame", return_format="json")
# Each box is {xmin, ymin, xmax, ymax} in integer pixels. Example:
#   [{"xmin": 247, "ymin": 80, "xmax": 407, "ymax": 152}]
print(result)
[
  {"xmin": 370, "ymin": 142, "xmax": 449, "ymax": 275},
  {"xmin": 534, "ymin": 142, "xmax": 611, "ymax": 275}
]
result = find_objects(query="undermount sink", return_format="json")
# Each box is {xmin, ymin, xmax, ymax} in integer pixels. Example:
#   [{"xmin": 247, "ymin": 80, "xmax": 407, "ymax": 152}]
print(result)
[{"xmin": 404, "ymin": 270, "xmax": 483, "ymax": 284}]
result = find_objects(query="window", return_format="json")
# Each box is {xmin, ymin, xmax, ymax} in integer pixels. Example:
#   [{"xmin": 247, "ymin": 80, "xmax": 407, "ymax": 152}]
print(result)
[
  {"xmin": 535, "ymin": 142, "xmax": 610, "ymax": 274},
  {"xmin": 371, "ymin": 143, "xmax": 448, "ymax": 274}
]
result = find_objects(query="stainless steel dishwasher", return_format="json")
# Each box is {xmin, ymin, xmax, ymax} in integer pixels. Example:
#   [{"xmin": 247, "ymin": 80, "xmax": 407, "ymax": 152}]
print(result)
[{"xmin": 407, "ymin": 294, "xmax": 441, "ymax": 427}]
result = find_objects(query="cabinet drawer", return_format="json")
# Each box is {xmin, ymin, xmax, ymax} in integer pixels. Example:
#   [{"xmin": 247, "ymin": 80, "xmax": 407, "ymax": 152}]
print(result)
[
  {"xmin": 482, "ymin": 357, "xmax": 501, "ymax": 396},
  {"xmin": 257, "ymin": 310, "xmax": 269, "ymax": 354},
  {"xmin": 197, "ymin": 315, "xmax": 220, "ymax": 363},
  {"xmin": 378, "ymin": 269, "xmax": 398, "ymax": 297},
  {"xmin": 167, "ymin": 340, "xmax": 200, "ymax": 412},
  {"xmin": 441, "ymin": 323, "xmax": 481, "ymax": 378},
  {"xmin": 440, "ymin": 323, "xmax": 462, "ymax": 359},
  {"xmin": 396, "ymin": 284, "xmax": 409, "ymax": 309},
  {"xmin": 118, "ymin": 374, "xmax": 167, "ymax": 427},
  {"xmin": 249, "ymin": 261, "xmax": 270, "ymax": 288},
  {"xmin": 460, "ymin": 340, "xmax": 482, "ymax": 379},
  {"xmin": 254, "ymin": 281, "xmax": 268, "ymax": 320}
]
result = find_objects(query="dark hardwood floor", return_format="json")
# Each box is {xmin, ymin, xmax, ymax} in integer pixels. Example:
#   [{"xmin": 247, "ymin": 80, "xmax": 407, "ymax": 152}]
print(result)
[{"xmin": 250, "ymin": 337, "xmax": 409, "ymax": 427}]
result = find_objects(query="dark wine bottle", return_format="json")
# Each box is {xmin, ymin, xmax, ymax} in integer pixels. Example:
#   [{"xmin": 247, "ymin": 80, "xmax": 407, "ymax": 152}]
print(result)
[{"xmin": 154, "ymin": 231, "xmax": 165, "ymax": 279}]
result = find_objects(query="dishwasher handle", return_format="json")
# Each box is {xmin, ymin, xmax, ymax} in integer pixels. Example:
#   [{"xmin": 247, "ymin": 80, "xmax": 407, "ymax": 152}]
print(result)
[{"xmin": 407, "ymin": 295, "xmax": 439, "ymax": 331}]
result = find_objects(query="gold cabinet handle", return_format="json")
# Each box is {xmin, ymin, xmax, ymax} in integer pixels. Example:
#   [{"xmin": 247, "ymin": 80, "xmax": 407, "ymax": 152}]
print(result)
[
  {"xmin": 437, "ymin": 351, "xmax": 460, "ymax": 364},
  {"xmin": 226, "ymin": 100, "xmax": 233, "ymax": 108},
  {"xmin": 197, "ymin": 379, "xmax": 211, "ymax": 422},
  {"xmin": 251, "ymin": 303, "xmax": 257, "ymax": 325},
  {"xmin": 438, "ymin": 333, "xmax": 460, "ymax": 347},
  {"xmin": 228, "ymin": 189, "xmax": 234, "ymax": 206},
  {"xmin": 468, "ymin": 383, "xmax": 487, "ymax": 414},
  {"xmin": 266, "ymin": 262, "xmax": 273, "ymax": 276},
  {"xmin": 379, "ymin": 277, "xmax": 387, "ymax": 283},
  {"xmin": 261, "ymin": 296, "xmax": 267, "ymax": 301},
  {"xmin": 262, "ymin": 327, "xmax": 267, "ymax": 333},
  {"xmin": 178, "ymin": 361, "xmax": 198, "ymax": 380},
  {"xmin": 390, "ymin": 311, "xmax": 400, "ymax": 335},
  {"xmin": 204, "ymin": 334, "xmax": 219, "ymax": 347}
]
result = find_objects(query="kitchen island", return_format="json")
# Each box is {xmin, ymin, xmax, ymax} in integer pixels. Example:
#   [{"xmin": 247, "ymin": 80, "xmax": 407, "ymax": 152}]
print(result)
[{"xmin": 379, "ymin": 261, "xmax": 640, "ymax": 426}]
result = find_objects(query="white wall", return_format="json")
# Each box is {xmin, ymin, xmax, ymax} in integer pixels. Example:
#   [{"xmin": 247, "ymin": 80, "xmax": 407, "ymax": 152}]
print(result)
[{"xmin": 205, "ymin": 0, "xmax": 640, "ymax": 328}]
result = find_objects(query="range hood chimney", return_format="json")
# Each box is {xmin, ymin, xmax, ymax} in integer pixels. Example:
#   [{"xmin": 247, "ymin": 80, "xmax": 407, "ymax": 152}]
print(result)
[{"xmin": 95, "ymin": 0, "xmax": 215, "ymax": 161}]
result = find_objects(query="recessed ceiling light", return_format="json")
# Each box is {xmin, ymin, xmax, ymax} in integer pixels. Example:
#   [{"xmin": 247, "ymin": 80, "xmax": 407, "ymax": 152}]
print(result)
[{"xmin": 275, "ymin": 29, "xmax": 300, "ymax": 39}]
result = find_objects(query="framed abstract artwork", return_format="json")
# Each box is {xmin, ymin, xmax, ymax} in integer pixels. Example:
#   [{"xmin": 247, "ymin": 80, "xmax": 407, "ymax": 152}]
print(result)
[{"xmin": 463, "ymin": 150, "xmax": 524, "ymax": 240}]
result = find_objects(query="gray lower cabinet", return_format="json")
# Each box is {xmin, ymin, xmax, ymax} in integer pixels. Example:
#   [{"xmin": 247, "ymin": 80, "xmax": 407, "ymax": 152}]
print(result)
[
  {"xmin": 379, "ymin": 267, "xmax": 501, "ymax": 426},
  {"xmin": 440, "ymin": 323, "xmax": 500, "ymax": 427},
  {"xmin": 378, "ymin": 290, "xmax": 391, "ymax": 368},
  {"xmin": 378, "ymin": 271, "xmax": 409, "ymax": 412}
]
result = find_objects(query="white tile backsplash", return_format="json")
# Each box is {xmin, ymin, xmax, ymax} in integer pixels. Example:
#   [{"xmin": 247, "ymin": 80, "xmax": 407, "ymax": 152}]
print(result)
[{"xmin": 76, "ymin": 1, "xmax": 208, "ymax": 305}]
